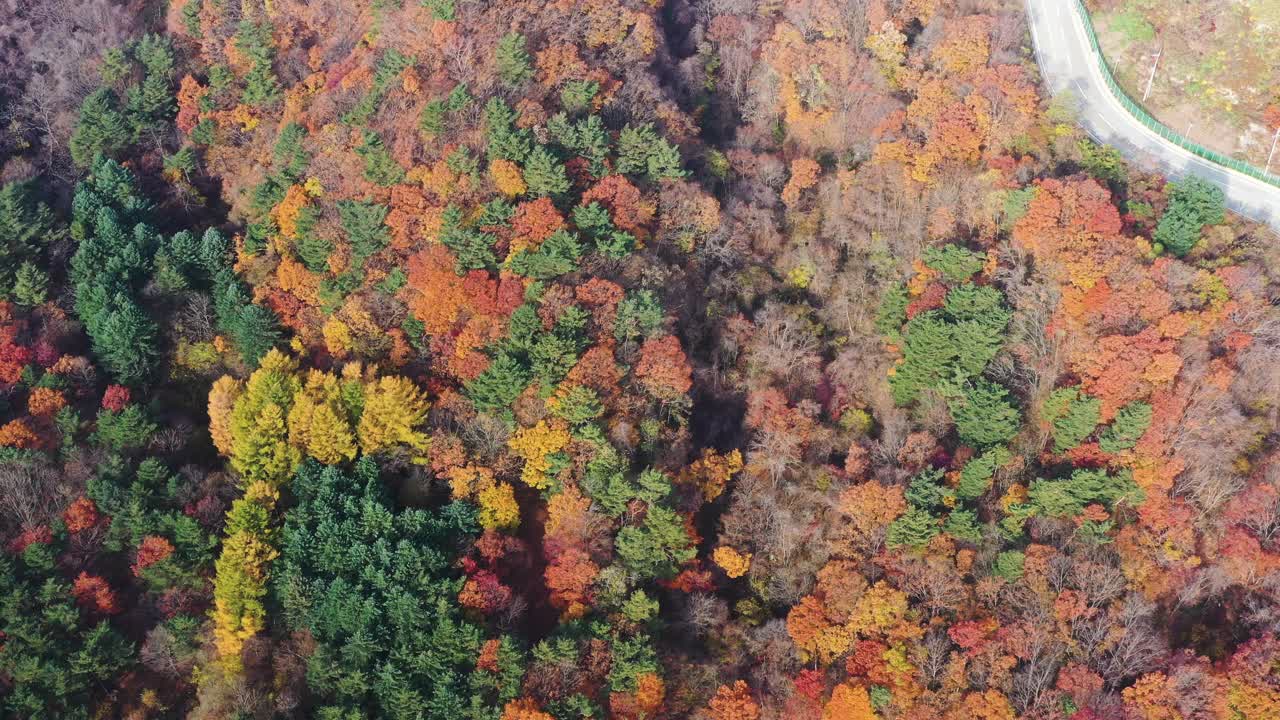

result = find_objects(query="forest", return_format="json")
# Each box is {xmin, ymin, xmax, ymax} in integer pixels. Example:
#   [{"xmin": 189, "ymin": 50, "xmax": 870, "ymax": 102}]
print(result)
[{"xmin": 0, "ymin": 0, "xmax": 1278, "ymax": 718}]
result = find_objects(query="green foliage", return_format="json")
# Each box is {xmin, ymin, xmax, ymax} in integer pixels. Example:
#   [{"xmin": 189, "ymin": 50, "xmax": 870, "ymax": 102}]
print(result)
[
  {"xmin": 1076, "ymin": 518, "xmax": 1115, "ymax": 545},
  {"xmin": 1110, "ymin": 8, "xmax": 1156, "ymax": 42},
  {"xmin": 875, "ymin": 283, "xmax": 909, "ymax": 340},
  {"xmin": 904, "ymin": 467, "xmax": 950, "ymax": 509},
  {"xmin": 956, "ymin": 446, "xmax": 1010, "ymax": 500},
  {"xmin": 445, "ymin": 83, "xmax": 472, "ymax": 113},
  {"xmin": 944, "ymin": 509, "xmax": 983, "ymax": 543},
  {"xmin": 870, "ymin": 686, "xmax": 893, "ymax": 711},
  {"xmin": 614, "ymin": 290, "xmax": 665, "ymax": 344},
  {"xmin": 244, "ymin": 174, "xmax": 285, "ymax": 219},
  {"xmin": 236, "ymin": 21, "xmax": 281, "ymax": 107},
  {"xmin": 276, "ymin": 459, "xmax": 492, "ymax": 718},
  {"xmin": 465, "ymin": 353, "xmax": 531, "ymax": 416},
  {"xmin": 99, "ymin": 298, "xmax": 159, "ymax": 384},
  {"xmin": 530, "ymin": 332, "xmax": 581, "ymax": 391},
  {"xmin": 621, "ymin": 590, "xmax": 660, "ymax": 624},
  {"xmin": 181, "ymin": 0, "xmax": 202, "ymax": 36},
  {"xmin": 484, "ymin": 98, "xmax": 533, "ymax": 162},
  {"xmin": 922, "ymin": 244, "xmax": 985, "ymax": 283},
  {"xmin": 615, "ymin": 505, "xmax": 695, "ymax": 581},
  {"xmin": 943, "ymin": 284, "xmax": 1011, "ymax": 331},
  {"xmin": 377, "ymin": 267, "xmax": 407, "ymax": 294},
  {"xmin": 992, "ymin": 550, "xmax": 1025, "ymax": 581},
  {"xmin": 886, "ymin": 506, "xmax": 939, "ymax": 548},
  {"xmin": 446, "ymin": 146, "xmax": 479, "ymax": 179},
  {"xmin": 549, "ymin": 385, "xmax": 604, "ymax": 425},
  {"xmin": 889, "ymin": 310, "xmax": 1006, "ymax": 405},
  {"xmin": 88, "ymin": 458, "xmax": 217, "ymax": 579},
  {"xmin": 344, "ymin": 49, "xmax": 413, "ymax": 126},
  {"xmin": 948, "ymin": 379, "xmax": 1021, "ymax": 447},
  {"xmin": 1029, "ymin": 468, "xmax": 1143, "ymax": 518},
  {"xmin": 476, "ymin": 197, "xmax": 514, "ymax": 228},
  {"xmin": 100, "ymin": 46, "xmax": 131, "ymax": 85},
  {"xmin": 91, "ymin": 405, "xmax": 158, "ymax": 452},
  {"xmin": 606, "ymin": 634, "xmax": 660, "ymax": 693},
  {"xmin": 523, "ymin": 146, "xmax": 571, "ymax": 198},
  {"xmin": 1043, "ymin": 386, "xmax": 1101, "ymax": 452},
  {"xmin": 163, "ymin": 146, "xmax": 198, "ymax": 179},
  {"xmin": 440, "ymin": 205, "xmax": 497, "ymax": 271},
  {"xmin": 295, "ymin": 211, "xmax": 332, "ymax": 272},
  {"xmin": 69, "ymin": 158, "xmax": 167, "ymax": 383},
  {"xmin": 583, "ymin": 445, "xmax": 673, "ymax": 516},
  {"xmin": 0, "ymin": 555, "xmax": 134, "ymax": 719},
  {"xmin": 124, "ymin": 34, "xmax": 177, "ymax": 137},
  {"xmin": 420, "ymin": 99, "xmax": 449, "ymax": 136},
  {"xmin": 1154, "ymin": 175, "xmax": 1225, "ymax": 256},
  {"xmin": 495, "ymin": 33, "xmax": 533, "ymax": 87},
  {"xmin": 594, "ymin": 229, "xmax": 636, "ymax": 259},
  {"xmin": 560, "ymin": 80, "xmax": 599, "ymax": 114},
  {"xmin": 1098, "ymin": 401, "xmax": 1153, "ymax": 453},
  {"xmin": 1077, "ymin": 139, "xmax": 1126, "ymax": 183},
  {"xmin": 889, "ymin": 272, "xmax": 1013, "ymax": 411},
  {"xmin": 1001, "ymin": 187, "xmax": 1037, "ymax": 229},
  {"xmin": 422, "ymin": 0, "xmax": 456, "ymax": 20},
  {"xmin": 70, "ymin": 88, "xmax": 132, "ymax": 167},
  {"xmin": 338, "ymin": 200, "xmax": 392, "ymax": 262},
  {"xmin": 509, "ymin": 228, "xmax": 582, "ymax": 279},
  {"xmin": 548, "ymin": 113, "xmax": 611, "ymax": 176},
  {"xmin": 273, "ymin": 122, "xmax": 310, "ymax": 182},
  {"xmin": 0, "ymin": 181, "xmax": 59, "ymax": 299},
  {"xmin": 573, "ymin": 202, "xmax": 611, "ymax": 237},
  {"xmin": 574, "ymin": 201, "xmax": 633, "ymax": 257},
  {"xmin": 356, "ymin": 130, "xmax": 405, "ymax": 186},
  {"xmin": 616, "ymin": 124, "xmax": 687, "ymax": 181},
  {"xmin": 225, "ymin": 303, "xmax": 283, "ymax": 366}
]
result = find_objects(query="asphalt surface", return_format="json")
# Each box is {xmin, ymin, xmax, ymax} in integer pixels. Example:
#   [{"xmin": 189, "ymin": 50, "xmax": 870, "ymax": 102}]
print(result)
[{"xmin": 1025, "ymin": 0, "xmax": 1280, "ymax": 232}]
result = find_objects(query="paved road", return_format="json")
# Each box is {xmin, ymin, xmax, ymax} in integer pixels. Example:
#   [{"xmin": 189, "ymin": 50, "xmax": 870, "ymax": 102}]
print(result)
[{"xmin": 1025, "ymin": 0, "xmax": 1280, "ymax": 232}]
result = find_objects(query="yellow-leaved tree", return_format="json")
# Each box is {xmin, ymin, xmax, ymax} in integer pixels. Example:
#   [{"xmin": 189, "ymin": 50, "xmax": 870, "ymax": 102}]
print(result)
[
  {"xmin": 508, "ymin": 420, "xmax": 572, "ymax": 489},
  {"xmin": 287, "ymin": 370, "xmax": 358, "ymax": 465},
  {"xmin": 210, "ymin": 481, "xmax": 279, "ymax": 671},
  {"xmin": 207, "ymin": 350, "xmax": 434, "ymax": 670},
  {"xmin": 358, "ymin": 375, "xmax": 431, "ymax": 462},
  {"xmin": 226, "ymin": 349, "xmax": 302, "ymax": 487}
]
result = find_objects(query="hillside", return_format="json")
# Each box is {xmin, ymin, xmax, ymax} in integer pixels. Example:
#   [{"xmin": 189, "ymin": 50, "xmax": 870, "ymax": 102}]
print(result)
[{"xmin": 0, "ymin": 1, "xmax": 1278, "ymax": 719}]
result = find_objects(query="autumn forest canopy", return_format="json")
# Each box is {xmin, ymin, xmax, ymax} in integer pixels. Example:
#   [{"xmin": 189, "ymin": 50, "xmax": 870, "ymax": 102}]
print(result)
[{"xmin": 0, "ymin": 0, "xmax": 1279, "ymax": 718}]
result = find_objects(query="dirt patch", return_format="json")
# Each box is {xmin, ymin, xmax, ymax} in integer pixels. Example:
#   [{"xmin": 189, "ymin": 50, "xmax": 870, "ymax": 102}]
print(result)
[{"xmin": 1090, "ymin": 0, "xmax": 1280, "ymax": 168}]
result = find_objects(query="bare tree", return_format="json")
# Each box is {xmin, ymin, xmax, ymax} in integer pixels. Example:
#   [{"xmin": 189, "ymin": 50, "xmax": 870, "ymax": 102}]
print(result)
[
  {"xmin": 683, "ymin": 592, "xmax": 729, "ymax": 638},
  {"xmin": 0, "ymin": 461, "xmax": 66, "ymax": 531},
  {"xmin": 1093, "ymin": 595, "xmax": 1165, "ymax": 687}
]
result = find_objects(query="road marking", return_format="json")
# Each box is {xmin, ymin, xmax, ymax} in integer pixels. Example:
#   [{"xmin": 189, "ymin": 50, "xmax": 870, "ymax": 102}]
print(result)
[{"xmin": 1025, "ymin": 0, "xmax": 1279, "ymax": 230}]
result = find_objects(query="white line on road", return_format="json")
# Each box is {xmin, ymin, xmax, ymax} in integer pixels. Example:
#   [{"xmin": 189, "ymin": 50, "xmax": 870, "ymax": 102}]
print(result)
[{"xmin": 1025, "ymin": 0, "xmax": 1279, "ymax": 231}]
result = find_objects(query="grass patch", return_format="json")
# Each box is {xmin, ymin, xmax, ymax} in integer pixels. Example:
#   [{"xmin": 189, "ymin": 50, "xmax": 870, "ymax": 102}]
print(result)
[{"xmin": 1111, "ymin": 8, "xmax": 1156, "ymax": 43}]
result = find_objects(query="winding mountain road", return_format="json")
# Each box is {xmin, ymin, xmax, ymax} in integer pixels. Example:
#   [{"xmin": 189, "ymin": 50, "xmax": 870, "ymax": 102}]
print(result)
[{"xmin": 1025, "ymin": 0, "xmax": 1280, "ymax": 231}]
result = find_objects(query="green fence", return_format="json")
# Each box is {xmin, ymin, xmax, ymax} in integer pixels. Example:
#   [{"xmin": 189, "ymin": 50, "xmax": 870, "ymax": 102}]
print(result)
[{"xmin": 1071, "ymin": 0, "xmax": 1280, "ymax": 188}]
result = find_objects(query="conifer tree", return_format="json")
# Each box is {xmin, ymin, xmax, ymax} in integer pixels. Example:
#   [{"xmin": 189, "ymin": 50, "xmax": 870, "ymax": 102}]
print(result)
[
  {"xmin": 70, "ymin": 89, "xmax": 132, "ymax": 166},
  {"xmin": 496, "ymin": 32, "xmax": 533, "ymax": 87},
  {"xmin": 523, "ymin": 146, "xmax": 571, "ymax": 198},
  {"xmin": 358, "ymin": 375, "xmax": 431, "ymax": 461}
]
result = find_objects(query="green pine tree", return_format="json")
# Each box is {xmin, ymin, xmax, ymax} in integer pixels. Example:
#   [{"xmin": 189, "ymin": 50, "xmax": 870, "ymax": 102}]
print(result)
[
  {"xmin": 1043, "ymin": 386, "xmax": 1101, "ymax": 452},
  {"xmin": 1099, "ymin": 401, "xmax": 1153, "ymax": 453},
  {"xmin": 465, "ymin": 353, "xmax": 531, "ymax": 415},
  {"xmin": 70, "ymin": 88, "xmax": 132, "ymax": 166},
  {"xmin": 949, "ymin": 379, "xmax": 1021, "ymax": 447},
  {"xmin": 338, "ymin": 200, "xmax": 391, "ymax": 262},
  {"xmin": 1154, "ymin": 175, "xmax": 1224, "ymax": 256},
  {"xmin": 12, "ymin": 262, "xmax": 49, "ymax": 306},
  {"xmin": 495, "ymin": 32, "xmax": 533, "ymax": 87},
  {"xmin": 522, "ymin": 146, "xmax": 570, "ymax": 198},
  {"xmin": 886, "ymin": 506, "xmax": 939, "ymax": 548}
]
